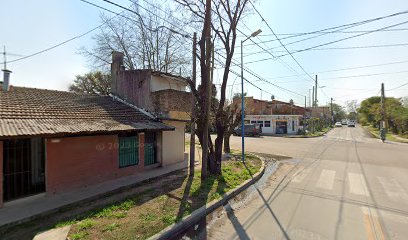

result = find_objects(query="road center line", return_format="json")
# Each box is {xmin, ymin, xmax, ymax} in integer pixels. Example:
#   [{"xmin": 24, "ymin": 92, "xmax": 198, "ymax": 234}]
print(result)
[{"xmin": 361, "ymin": 207, "xmax": 386, "ymax": 240}]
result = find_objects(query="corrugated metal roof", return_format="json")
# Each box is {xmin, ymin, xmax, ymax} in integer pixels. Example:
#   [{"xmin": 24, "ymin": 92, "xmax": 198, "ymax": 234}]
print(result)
[{"xmin": 0, "ymin": 86, "xmax": 174, "ymax": 137}]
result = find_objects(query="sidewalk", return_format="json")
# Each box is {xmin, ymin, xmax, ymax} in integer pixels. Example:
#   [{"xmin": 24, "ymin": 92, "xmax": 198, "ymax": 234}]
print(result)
[{"xmin": 0, "ymin": 161, "xmax": 187, "ymax": 230}]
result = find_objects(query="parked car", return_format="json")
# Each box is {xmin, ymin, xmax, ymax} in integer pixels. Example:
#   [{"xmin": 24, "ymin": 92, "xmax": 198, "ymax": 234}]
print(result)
[
  {"xmin": 347, "ymin": 121, "xmax": 356, "ymax": 127},
  {"xmin": 335, "ymin": 122, "xmax": 342, "ymax": 127},
  {"xmin": 341, "ymin": 120, "xmax": 348, "ymax": 125},
  {"xmin": 233, "ymin": 124, "xmax": 262, "ymax": 136}
]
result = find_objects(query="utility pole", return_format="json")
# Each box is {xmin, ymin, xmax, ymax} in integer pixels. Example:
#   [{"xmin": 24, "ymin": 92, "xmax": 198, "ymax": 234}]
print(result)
[
  {"xmin": 312, "ymin": 86, "xmax": 315, "ymax": 107},
  {"xmin": 380, "ymin": 83, "xmax": 386, "ymax": 141},
  {"xmin": 315, "ymin": 75, "xmax": 318, "ymax": 107},
  {"xmin": 381, "ymin": 83, "xmax": 385, "ymax": 122},
  {"xmin": 189, "ymin": 32, "xmax": 197, "ymax": 176},
  {"xmin": 330, "ymin": 97, "xmax": 333, "ymax": 126},
  {"xmin": 201, "ymin": 0, "xmax": 212, "ymax": 180},
  {"xmin": 2, "ymin": 46, "xmax": 6, "ymax": 70},
  {"xmin": 308, "ymin": 89, "xmax": 311, "ymax": 107},
  {"xmin": 304, "ymin": 96, "xmax": 307, "ymax": 110}
]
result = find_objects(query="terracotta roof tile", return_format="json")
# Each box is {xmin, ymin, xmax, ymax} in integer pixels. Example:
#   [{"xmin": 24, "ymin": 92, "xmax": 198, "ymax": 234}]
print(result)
[{"xmin": 0, "ymin": 86, "xmax": 173, "ymax": 137}]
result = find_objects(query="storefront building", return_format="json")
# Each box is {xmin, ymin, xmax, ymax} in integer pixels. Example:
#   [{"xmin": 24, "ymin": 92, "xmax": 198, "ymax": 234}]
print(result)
[{"xmin": 246, "ymin": 115, "xmax": 303, "ymax": 135}]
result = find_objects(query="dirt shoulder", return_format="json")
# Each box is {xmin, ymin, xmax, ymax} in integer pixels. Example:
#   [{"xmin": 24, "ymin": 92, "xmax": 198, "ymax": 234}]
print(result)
[{"xmin": 4, "ymin": 155, "xmax": 262, "ymax": 240}]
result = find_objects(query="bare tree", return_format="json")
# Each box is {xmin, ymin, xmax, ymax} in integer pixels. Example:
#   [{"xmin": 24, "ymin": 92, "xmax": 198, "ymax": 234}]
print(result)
[
  {"xmin": 223, "ymin": 104, "xmax": 241, "ymax": 153},
  {"xmin": 81, "ymin": 0, "xmax": 190, "ymax": 75},
  {"xmin": 177, "ymin": 0, "xmax": 251, "ymax": 175}
]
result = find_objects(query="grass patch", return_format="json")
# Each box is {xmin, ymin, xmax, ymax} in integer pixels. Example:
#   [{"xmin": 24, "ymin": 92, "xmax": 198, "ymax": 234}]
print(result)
[
  {"xmin": 365, "ymin": 126, "xmax": 408, "ymax": 143},
  {"xmin": 305, "ymin": 127, "xmax": 331, "ymax": 137},
  {"xmin": 77, "ymin": 219, "xmax": 96, "ymax": 230},
  {"xmin": 71, "ymin": 231, "xmax": 88, "ymax": 240},
  {"xmin": 53, "ymin": 156, "xmax": 262, "ymax": 240},
  {"xmin": 103, "ymin": 223, "xmax": 120, "ymax": 232}
]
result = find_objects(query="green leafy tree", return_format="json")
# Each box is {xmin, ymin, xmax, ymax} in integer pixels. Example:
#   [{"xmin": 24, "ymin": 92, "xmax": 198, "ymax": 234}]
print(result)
[
  {"xmin": 69, "ymin": 71, "xmax": 111, "ymax": 95},
  {"xmin": 332, "ymin": 103, "xmax": 346, "ymax": 122},
  {"xmin": 358, "ymin": 96, "xmax": 408, "ymax": 134}
]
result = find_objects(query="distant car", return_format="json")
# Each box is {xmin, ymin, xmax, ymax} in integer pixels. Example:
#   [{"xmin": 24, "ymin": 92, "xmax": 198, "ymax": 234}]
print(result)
[
  {"xmin": 335, "ymin": 122, "xmax": 342, "ymax": 127},
  {"xmin": 347, "ymin": 121, "xmax": 356, "ymax": 127},
  {"xmin": 233, "ymin": 124, "xmax": 262, "ymax": 137},
  {"xmin": 341, "ymin": 120, "xmax": 348, "ymax": 125}
]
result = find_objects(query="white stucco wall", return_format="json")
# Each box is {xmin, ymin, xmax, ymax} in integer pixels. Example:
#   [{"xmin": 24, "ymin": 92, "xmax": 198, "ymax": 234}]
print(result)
[
  {"xmin": 246, "ymin": 115, "xmax": 302, "ymax": 135},
  {"xmin": 161, "ymin": 120, "xmax": 186, "ymax": 166},
  {"xmin": 150, "ymin": 75, "xmax": 187, "ymax": 92}
]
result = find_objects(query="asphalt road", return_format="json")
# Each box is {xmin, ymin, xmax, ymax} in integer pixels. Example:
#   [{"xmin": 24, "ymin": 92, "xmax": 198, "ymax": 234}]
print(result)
[{"xmin": 205, "ymin": 126, "xmax": 408, "ymax": 240}]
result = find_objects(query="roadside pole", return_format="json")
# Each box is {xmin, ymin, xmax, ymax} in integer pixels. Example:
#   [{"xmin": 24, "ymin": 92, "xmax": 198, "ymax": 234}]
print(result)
[
  {"xmin": 330, "ymin": 97, "xmax": 333, "ymax": 126},
  {"xmin": 201, "ymin": 0, "xmax": 212, "ymax": 180},
  {"xmin": 189, "ymin": 32, "xmax": 197, "ymax": 176},
  {"xmin": 380, "ymin": 83, "xmax": 386, "ymax": 142}
]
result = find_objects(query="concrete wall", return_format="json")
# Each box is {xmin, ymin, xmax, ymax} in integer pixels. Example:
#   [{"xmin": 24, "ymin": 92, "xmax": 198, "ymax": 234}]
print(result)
[
  {"xmin": 0, "ymin": 141, "xmax": 3, "ymax": 207},
  {"xmin": 151, "ymin": 75, "xmax": 186, "ymax": 92},
  {"xmin": 161, "ymin": 120, "xmax": 186, "ymax": 166},
  {"xmin": 46, "ymin": 134, "xmax": 146, "ymax": 194}
]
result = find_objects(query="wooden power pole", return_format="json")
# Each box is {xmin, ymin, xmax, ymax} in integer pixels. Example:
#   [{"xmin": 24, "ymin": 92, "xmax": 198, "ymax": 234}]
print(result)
[
  {"xmin": 201, "ymin": 0, "xmax": 212, "ymax": 180},
  {"xmin": 189, "ymin": 32, "xmax": 197, "ymax": 176},
  {"xmin": 381, "ymin": 83, "xmax": 386, "ymax": 130},
  {"xmin": 330, "ymin": 97, "xmax": 333, "ymax": 125},
  {"xmin": 315, "ymin": 75, "xmax": 318, "ymax": 106}
]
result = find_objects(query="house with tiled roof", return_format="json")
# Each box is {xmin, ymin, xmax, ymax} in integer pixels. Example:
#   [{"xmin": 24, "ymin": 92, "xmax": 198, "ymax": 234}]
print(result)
[{"xmin": 0, "ymin": 52, "xmax": 191, "ymax": 207}]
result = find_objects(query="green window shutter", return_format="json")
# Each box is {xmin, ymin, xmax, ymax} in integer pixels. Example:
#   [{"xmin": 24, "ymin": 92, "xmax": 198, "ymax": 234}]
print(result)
[{"xmin": 119, "ymin": 136, "xmax": 138, "ymax": 168}]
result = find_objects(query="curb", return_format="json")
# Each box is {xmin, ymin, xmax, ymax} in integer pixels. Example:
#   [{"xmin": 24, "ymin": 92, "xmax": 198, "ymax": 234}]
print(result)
[
  {"xmin": 0, "ymin": 165, "xmax": 188, "ymax": 234},
  {"xmin": 364, "ymin": 127, "xmax": 408, "ymax": 144},
  {"xmin": 148, "ymin": 154, "xmax": 266, "ymax": 240}
]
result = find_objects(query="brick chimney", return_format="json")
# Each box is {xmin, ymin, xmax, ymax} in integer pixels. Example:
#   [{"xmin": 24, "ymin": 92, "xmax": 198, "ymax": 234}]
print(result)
[
  {"xmin": 111, "ymin": 51, "xmax": 124, "ymax": 95},
  {"xmin": 110, "ymin": 51, "xmax": 153, "ymax": 111},
  {"xmin": 2, "ymin": 69, "xmax": 12, "ymax": 91}
]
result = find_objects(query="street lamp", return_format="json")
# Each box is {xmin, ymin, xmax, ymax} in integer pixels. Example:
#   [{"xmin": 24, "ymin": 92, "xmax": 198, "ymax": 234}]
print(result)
[{"xmin": 241, "ymin": 29, "xmax": 262, "ymax": 162}]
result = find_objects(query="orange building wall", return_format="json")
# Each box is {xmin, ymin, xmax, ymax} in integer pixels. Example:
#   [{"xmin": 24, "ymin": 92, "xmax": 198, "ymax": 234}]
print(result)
[{"xmin": 46, "ymin": 134, "xmax": 145, "ymax": 194}]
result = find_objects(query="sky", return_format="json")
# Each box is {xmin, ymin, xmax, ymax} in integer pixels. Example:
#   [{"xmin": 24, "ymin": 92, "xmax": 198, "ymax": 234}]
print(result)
[{"xmin": 1, "ymin": 0, "xmax": 408, "ymax": 108}]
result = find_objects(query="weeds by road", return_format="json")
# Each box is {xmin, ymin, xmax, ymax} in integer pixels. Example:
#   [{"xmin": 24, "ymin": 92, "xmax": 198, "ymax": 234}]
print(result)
[
  {"xmin": 365, "ymin": 126, "xmax": 408, "ymax": 143},
  {"xmin": 7, "ymin": 155, "xmax": 262, "ymax": 240}
]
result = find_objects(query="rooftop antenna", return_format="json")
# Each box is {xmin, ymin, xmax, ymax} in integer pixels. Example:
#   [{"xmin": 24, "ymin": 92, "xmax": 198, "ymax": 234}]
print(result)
[{"xmin": 3, "ymin": 45, "xmax": 6, "ymax": 70}]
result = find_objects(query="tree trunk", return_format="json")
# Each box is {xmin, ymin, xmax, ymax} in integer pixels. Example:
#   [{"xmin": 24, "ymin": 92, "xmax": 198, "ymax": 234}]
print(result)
[
  {"xmin": 223, "ymin": 133, "xmax": 231, "ymax": 153},
  {"xmin": 212, "ymin": 118, "xmax": 224, "ymax": 175}
]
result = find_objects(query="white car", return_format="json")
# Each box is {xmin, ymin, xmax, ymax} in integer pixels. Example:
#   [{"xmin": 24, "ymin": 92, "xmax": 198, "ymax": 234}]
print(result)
[
  {"xmin": 335, "ymin": 122, "xmax": 342, "ymax": 127},
  {"xmin": 347, "ymin": 121, "xmax": 356, "ymax": 127}
]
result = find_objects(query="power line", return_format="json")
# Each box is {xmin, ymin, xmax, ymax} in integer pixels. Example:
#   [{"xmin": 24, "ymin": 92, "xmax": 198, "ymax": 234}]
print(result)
[
  {"xmin": 102, "ymin": 0, "xmax": 306, "ymax": 101},
  {"xmin": 257, "ymin": 28, "xmax": 408, "ymax": 37},
  {"xmin": 320, "ymin": 70, "xmax": 408, "ymax": 81},
  {"xmin": 82, "ymin": 0, "xmax": 191, "ymax": 38},
  {"xmin": 244, "ymin": 43, "xmax": 408, "ymax": 57},
  {"xmin": 2, "ymin": 21, "xmax": 107, "ymax": 65},
  {"xmin": 387, "ymin": 81, "xmax": 408, "ymax": 91},
  {"xmin": 214, "ymin": 51, "xmax": 305, "ymax": 100},
  {"xmin": 248, "ymin": 0, "xmax": 314, "ymax": 83},
  {"xmin": 245, "ymin": 19, "xmax": 408, "ymax": 65},
  {"xmin": 243, "ymin": 9, "xmax": 408, "ymax": 48}
]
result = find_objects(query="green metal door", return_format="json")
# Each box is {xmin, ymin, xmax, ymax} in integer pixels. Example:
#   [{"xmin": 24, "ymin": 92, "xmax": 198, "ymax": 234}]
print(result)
[
  {"xmin": 119, "ymin": 136, "xmax": 138, "ymax": 167},
  {"xmin": 144, "ymin": 132, "xmax": 156, "ymax": 166}
]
